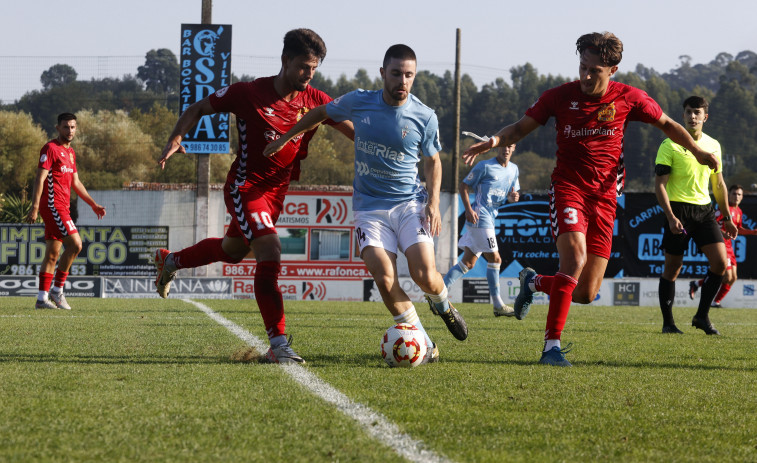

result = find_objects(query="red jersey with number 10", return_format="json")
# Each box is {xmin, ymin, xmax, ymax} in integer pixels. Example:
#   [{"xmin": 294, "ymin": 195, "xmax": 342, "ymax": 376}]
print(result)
[
  {"xmin": 209, "ymin": 77, "xmax": 334, "ymax": 192},
  {"xmin": 526, "ymin": 80, "xmax": 662, "ymax": 197},
  {"xmin": 38, "ymin": 139, "xmax": 77, "ymax": 212}
]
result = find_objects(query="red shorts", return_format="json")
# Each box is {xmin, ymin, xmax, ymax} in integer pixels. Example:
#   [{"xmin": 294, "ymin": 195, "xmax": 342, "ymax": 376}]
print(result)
[
  {"xmin": 224, "ymin": 182, "xmax": 285, "ymax": 244},
  {"xmin": 725, "ymin": 240, "xmax": 736, "ymax": 269},
  {"xmin": 549, "ymin": 182, "xmax": 615, "ymax": 259},
  {"xmin": 39, "ymin": 206, "xmax": 78, "ymax": 241}
]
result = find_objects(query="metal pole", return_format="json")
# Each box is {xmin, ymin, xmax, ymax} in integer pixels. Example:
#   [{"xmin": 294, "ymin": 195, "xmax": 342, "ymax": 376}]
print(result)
[
  {"xmin": 450, "ymin": 28, "xmax": 462, "ymax": 270},
  {"xmin": 194, "ymin": 0, "xmax": 212, "ymax": 276}
]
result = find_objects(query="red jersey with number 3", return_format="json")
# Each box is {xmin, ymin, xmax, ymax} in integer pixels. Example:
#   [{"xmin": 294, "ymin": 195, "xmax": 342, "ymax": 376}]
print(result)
[
  {"xmin": 208, "ymin": 77, "xmax": 334, "ymax": 193},
  {"xmin": 38, "ymin": 139, "xmax": 77, "ymax": 212},
  {"xmin": 526, "ymin": 80, "xmax": 662, "ymax": 198}
]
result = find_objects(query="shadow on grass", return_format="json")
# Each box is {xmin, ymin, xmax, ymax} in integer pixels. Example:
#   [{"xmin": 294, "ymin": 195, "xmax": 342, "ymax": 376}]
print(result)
[{"xmin": 0, "ymin": 352, "xmax": 243, "ymax": 365}]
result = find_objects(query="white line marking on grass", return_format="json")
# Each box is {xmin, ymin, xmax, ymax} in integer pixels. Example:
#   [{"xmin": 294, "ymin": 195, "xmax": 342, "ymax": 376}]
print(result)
[{"xmin": 183, "ymin": 299, "xmax": 453, "ymax": 463}]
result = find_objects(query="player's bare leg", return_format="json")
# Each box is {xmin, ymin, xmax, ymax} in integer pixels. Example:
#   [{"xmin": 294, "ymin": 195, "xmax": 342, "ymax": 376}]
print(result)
[
  {"xmin": 48, "ymin": 234, "xmax": 82, "ymax": 310},
  {"xmin": 573, "ymin": 253, "xmax": 608, "ymax": 304},
  {"xmin": 691, "ymin": 242, "xmax": 727, "ymax": 335},
  {"xmin": 406, "ymin": 242, "xmax": 468, "ymax": 341},
  {"xmin": 540, "ymin": 232, "xmax": 585, "ymax": 366},
  {"xmin": 362, "ymin": 246, "xmax": 438, "ymax": 362}
]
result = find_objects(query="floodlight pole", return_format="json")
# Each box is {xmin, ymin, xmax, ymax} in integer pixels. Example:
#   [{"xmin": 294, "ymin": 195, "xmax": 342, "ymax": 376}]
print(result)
[
  {"xmin": 450, "ymin": 29, "xmax": 462, "ymax": 270},
  {"xmin": 194, "ymin": 0, "xmax": 212, "ymax": 276}
]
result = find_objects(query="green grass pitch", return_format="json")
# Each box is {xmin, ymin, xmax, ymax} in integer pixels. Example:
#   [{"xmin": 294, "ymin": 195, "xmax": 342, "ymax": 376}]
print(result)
[{"xmin": 1, "ymin": 296, "xmax": 755, "ymax": 462}]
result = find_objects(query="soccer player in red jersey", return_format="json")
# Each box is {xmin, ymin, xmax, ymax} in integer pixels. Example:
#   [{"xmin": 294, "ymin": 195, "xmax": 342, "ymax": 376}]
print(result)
[
  {"xmin": 25, "ymin": 113, "xmax": 107, "ymax": 311},
  {"xmin": 690, "ymin": 184, "xmax": 757, "ymax": 307},
  {"xmin": 155, "ymin": 29, "xmax": 353, "ymax": 364},
  {"xmin": 463, "ymin": 32, "xmax": 720, "ymax": 366}
]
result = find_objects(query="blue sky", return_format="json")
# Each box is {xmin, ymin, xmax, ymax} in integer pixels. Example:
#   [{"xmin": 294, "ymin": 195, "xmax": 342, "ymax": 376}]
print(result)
[{"xmin": 3, "ymin": 0, "xmax": 755, "ymax": 102}]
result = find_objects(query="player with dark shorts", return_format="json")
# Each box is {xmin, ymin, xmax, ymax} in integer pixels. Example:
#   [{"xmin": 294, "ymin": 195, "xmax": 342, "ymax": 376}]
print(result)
[
  {"xmin": 689, "ymin": 184, "xmax": 755, "ymax": 307},
  {"xmin": 655, "ymin": 96, "xmax": 737, "ymax": 335},
  {"xmin": 463, "ymin": 32, "xmax": 720, "ymax": 366},
  {"xmin": 155, "ymin": 29, "xmax": 353, "ymax": 364},
  {"xmin": 26, "ymin": 112, "xmax": 106, "ymax": 310}
]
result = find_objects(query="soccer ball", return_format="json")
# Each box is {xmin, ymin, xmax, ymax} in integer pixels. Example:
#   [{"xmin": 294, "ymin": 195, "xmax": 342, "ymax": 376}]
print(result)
[{"xmin": 380, "ymin": 323, "xmax": 427, "ymax": 368}]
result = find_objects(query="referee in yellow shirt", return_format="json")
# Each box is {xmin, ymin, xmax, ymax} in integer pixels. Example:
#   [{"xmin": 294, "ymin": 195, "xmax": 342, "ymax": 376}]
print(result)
[{"xmin": 654, "ymin": 96, "xmax": 738, "ymax": 335}]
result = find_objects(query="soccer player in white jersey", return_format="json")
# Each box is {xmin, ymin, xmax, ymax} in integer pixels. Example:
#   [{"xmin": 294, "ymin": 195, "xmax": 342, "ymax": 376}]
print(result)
[
  {"xmin": 265, "ymin": 44, "xmax": 467, "ymax": 363},
  {"xmin": 444, "ymin": 144, "xmax": 520, "ymax": 317}
]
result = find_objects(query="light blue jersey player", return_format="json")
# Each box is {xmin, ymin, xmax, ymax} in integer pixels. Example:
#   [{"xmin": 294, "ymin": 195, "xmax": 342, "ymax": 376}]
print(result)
[
  {"xmin": 264, "ymin": 45, "xmax": 469, "ymax": 363},
  {"xmin": 444, "ymin": 144, "xmax": 520, "ymax": 316}
]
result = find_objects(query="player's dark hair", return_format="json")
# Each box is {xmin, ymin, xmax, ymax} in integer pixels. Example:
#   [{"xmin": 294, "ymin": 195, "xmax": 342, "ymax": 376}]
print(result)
[
  {"xmin": 683, "ymin": 95, "xmax": 709, "ymax": 113},
  {"xmin": 576, "ymin": 32, "xmax": 623, "ymax": 67},
  {"xmin": 57, "ymin": 112, "xmax": 77, "ymax": 125},
  {"xmin": 383, "ymin": 44, "xmax": 416, "ymax": 68},
  {"xmin": 729, "ymin": 184, "xmax": 743, "ymax": 193},
  {"xmin": 282, "ymin": 28, "xmax": 327, "ymax": 62}
]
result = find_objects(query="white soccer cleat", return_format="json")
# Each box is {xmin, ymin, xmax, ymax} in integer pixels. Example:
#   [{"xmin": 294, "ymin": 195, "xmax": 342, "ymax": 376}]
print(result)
[
  {"xmin": 493, "ymin": 304, "xmax": 515, "ymax": 317},
  {"xmin": 154, "ymin": 248, "xmax": 177, "ymax": 298},
  {"xmin": 262, "ymin": 336, "xmax": 306, "ymax": 364},
  {"xmin": 35, "ymin": 298, "xmax": 58, "ymax": 310},
  {"xmin": 50, "ymin": 291, "xmax": 72, "ymax": 310}
]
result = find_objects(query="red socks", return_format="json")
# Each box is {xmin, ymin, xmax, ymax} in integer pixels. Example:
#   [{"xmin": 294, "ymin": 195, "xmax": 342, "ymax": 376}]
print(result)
[
  {"xmin": 714, "ymin": 283, "xmax": 731, "ymax": 304},
  {"xmin": 39, "ymin": 272, "xmax": 54, "ymax": 292},
  {"xmin": 53, "ymin": 270, "xmax": 69, "ymax": 290},
  {"xmin": 255, "ymin": 261, "xmax": 286, "ymax": 339},
  {"xmin": 173, "ymin": 238, "xmax": 243, "ymax": 269},
  {"xmin": 544, "ymin": 272, "xmax": 578, "ymax": 341},
  {"xmin": 533, "ymin": 274, "xmax": 552, "ymax": 294}
]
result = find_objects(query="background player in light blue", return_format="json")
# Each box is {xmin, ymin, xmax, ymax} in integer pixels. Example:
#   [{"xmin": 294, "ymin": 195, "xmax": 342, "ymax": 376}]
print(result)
[
  {"xmin": 264, "ymin": 44, "xmax": 467, "ymax": 362},
  {"xmin": 444, "ymin": 144, "xmax": 520, "ymax": 316}
]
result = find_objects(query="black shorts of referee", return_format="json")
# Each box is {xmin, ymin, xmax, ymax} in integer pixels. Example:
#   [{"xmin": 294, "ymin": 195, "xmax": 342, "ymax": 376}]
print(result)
[{"xmin": 660, "ymin": 201, "xmax": 724, "ymax": 256}]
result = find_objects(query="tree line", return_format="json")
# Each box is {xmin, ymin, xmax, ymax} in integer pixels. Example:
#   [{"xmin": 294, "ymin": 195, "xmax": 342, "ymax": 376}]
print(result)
[{"xmin": 1, "ymin": 48, "xmax": 755, "ymax": 201}]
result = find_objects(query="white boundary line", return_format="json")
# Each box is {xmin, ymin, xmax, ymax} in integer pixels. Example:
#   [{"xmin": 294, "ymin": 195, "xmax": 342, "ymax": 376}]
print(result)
[{"xmin": 183, "ymin": 299, "xmax": 453, "ymax": 463}]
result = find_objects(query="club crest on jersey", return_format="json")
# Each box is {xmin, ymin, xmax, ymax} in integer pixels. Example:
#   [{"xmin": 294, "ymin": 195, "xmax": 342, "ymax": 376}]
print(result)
[
  {"xmin": 402, "ymin": 125, "xmax": 409, "ymax": 139},
  {"xmin": 264, "ymin": 129, "xmax": 278, "ymax": 142},
  {"xmin": 263, "ymin": 107, "xmax": 275, "ymax": 117},
  {"xmin": 597, "ymin": 102, "xmax": 616, "ymax": 122},
  {"xmin": 297, "ymin": 107, "xmax": 309, "ymax": 122},
  {"xmin": 69, "ymin": 151, "xmax": 75, "ymax": 164},
  {"xmin": 215, "ymin": 86, "xmax": 229, "ymax": 98}
]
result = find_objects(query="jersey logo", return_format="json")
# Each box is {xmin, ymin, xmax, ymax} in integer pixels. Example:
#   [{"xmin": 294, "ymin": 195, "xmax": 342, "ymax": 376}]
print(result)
[
  {"xmin": 356, "ymin": 161, "xmax": 370, "ymax": 176},
  {"xmin": 570, "ymin": 101, "xmax": 579, "ymax": 110},
  {"xmin": 597, "ymin": 102, "xmax": 616, "ymax": 122},
  {"xmin": 215, "ymin": 86, "xmax": 229, "ymax": 98},
  {"xmin": 40, "ymin": 154, "xmax": 48, "ymax": 163},
  {"xmin": 402, "ymin": 124, "xmax": 408, "ymax": 139},
  {"xmin": 297, "ymin": 107, "xmax": 309, "ymax": 121},
  {"xmin": 361, "ymin": 116, "xmax": 371, "ymax": 125},
  {"xmin": 69, "ymin": 151, "xmax": 75, "ymax": 164},
  {"xmin": 263, "ymin": 107, "xmax": 275, "ymax": 117}
]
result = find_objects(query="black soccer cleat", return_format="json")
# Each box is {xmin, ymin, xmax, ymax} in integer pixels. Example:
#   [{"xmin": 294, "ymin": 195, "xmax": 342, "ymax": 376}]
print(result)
[
  {"xmin": 688, "ymin": 281, "xmax": 699, "ymax": 300},
  {"xmin": 692, "ymin": 316, "xmax": 720, "ymax": 335},
  {"xmin": 662, "ymin": 324, "xmax": 684, "ymax": 334},
  {"xmin": 426, "ymin": 297, "xmax": 468, "ymax": 341}
]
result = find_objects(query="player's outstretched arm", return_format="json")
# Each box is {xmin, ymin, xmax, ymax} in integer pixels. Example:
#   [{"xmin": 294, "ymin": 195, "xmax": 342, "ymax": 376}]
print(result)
[
  {"xmin": 654, "ymin": 114, "xmax": 719, "ymax": 170},
  {"xmin": 263, "ymin": 105, "xmax": 330, "ymax": 157},
  {"xmin": 462, "ymin": 115, "xmax": 539, "ymax": 166},
  {"xmin": 158, "ymin": 98, "xmax": 216, "ymax": 169}
]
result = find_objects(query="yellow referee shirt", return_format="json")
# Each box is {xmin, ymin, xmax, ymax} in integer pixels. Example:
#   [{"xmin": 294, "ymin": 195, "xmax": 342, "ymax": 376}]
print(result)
[{"xmin": 655, "ymin": 132, "xmax": 722, "ymax": 205}]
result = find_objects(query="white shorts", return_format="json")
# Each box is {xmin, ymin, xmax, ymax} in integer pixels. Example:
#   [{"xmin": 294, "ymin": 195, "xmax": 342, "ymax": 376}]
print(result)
[
  {"xmin": 458, "ymin": 226, "xmax": 498, "ymax": 256},
  {"xmin": 354, "ymin": 200, "xmax": 433, "ymax": 255}
]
